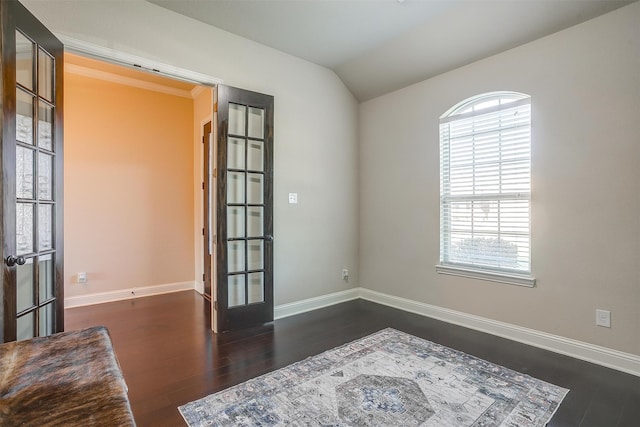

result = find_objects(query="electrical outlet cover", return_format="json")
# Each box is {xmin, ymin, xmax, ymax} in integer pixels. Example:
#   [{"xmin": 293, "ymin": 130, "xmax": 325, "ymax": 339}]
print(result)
[{"xmin": 595, "ymin": 309, "xmax": 611, "ymax": 328}]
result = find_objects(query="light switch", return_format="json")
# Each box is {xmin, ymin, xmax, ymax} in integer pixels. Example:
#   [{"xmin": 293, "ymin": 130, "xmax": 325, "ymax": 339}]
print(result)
[{"xmin": 288, "ymin": 193, "xmax": 298, "ymax": 204}]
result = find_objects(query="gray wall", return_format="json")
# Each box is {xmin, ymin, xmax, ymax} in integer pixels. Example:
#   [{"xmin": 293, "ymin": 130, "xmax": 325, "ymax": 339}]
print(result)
[
  {"xmin": 359, "ymin": 3, "xmax": 640, "ymax": 355},
  {"xmin": 23, "ymin": 0, "xmax": 360, "ymax": 306}
]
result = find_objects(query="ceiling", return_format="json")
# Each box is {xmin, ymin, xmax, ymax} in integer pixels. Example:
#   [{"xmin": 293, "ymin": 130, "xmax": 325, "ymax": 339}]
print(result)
[{"xmin": 146, "ymin": 0, "xmax": 633, "ymax": 101}]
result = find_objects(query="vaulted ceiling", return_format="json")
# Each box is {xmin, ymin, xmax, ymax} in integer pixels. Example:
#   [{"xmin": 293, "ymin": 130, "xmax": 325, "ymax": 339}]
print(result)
[{"xmin": 146, "ymin": 0, "xmax": 633, "ymax": 101}]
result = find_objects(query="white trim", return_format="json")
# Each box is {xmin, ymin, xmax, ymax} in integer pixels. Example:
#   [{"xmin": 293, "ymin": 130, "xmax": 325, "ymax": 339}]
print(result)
[
  {"xmin": 64, "ymin": 281, "xmax": 195, "ymax": 308},
  {"xmin": 62, "ymin": 282, "xmax": 640, "ymax": 376},
  {"xmin": 441, "ymin": 95, "xmax": 530, "ymax": 122},
  {"xmin": 359, "ymin": 288, "xmax": 640, "ymax": 377},
  {"xmin": 274, "ymin": 288, "xmax": 360, "ymax": 320},
  {"xmin": 58, "ymin": 34, "xmax": 223, "ymax": 87},
  {"xmin": 436, "ymin": 264, "xmax": 536, "ymax": 287},
  {"xmin": 65, "ymin": 63, "xmax": 194, "ymax": 99}
]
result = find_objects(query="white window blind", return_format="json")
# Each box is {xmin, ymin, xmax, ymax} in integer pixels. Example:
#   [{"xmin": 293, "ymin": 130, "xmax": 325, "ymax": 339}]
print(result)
[{"xmin": 439, "ymin": 93, "xmax": 532, "ymax": 279}]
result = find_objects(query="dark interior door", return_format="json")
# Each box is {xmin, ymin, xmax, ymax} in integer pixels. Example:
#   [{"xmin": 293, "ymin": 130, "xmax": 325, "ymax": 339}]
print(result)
[
  {"xmin": 215, "ymin": 85, "xmax": 273, "ymax": 333},
  {"xmin": 1, "ymin": 0, "xmax": 64, "ymax": 342},
  {"xmin": 202, "ymin": 121, "xmax": 212, "ymax": 300}
]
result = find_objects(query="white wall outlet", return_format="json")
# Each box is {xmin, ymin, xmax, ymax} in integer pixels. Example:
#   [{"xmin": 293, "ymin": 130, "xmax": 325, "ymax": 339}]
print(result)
[
  {"xmin": 288, "ymin": 192, "xmax": 298, "ymax": 204},
  {"xmin": 77, "ymin": 272, "xmax": 87, "ymax": 284},
  {"xmin": 595, "ymin": 309, "xmax": 611, "ymax": 328},
  {"xmin": 342, "ymin": 268, "xmax": 349, "ymax": 282}
]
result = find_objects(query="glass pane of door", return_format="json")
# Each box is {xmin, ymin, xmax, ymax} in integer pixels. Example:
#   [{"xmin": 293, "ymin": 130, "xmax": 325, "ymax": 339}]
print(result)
[
  {"xmin": 228, "ymin": 104, "xmax": 246, "ymax": 136},
  {"xmin": 39, "ymin": 204, "xmax": 53, "ymax": 251},
  {"xmin": 247, "ymin": 107, "xmax": 264, "ymax": 139},
  {"xmin": 227, "ymin": 172, "xmax": 245, "ymax": 203},
  {"xmin": 227, "ymin": 207, "xmax": 245, "ymax": 238},
  {"xmin": 16, "ymin": 31, "xmax": 34, "ymax": 90},
  {"xmin": 16, "ymin": 146, "xmax": 34, "ymax": 199},
  {"xmin": 16, "ymin": 258, "xmax": 34, "ymax": 313},
  {"xmin": 247, "ymin": 207, "xmax": 263, "ymax": 237},
  {"xmin": 38, "ymin": 101, "xmax": 53, "ymax": 150},
  {"xmin": 228, "ymin": 241, "xmax": 245, "ymax": 273},
  {"xmin": 228, "ymin": 275, "xmax": 245, "ymax": 308},
  {"xmin": 16, "ymin": 203, "xmax": 34, "ymax": 255},
  {"xmin": 247, "ymin": 240, "xmax": 263, "ymax": 270},
  {"xmin": 248, "ymin": 272, "xmax": 264, "ymax": 304},
  {"xmin": 247, "ymin": 141, "xmax": 264, "ymax": 171},
  {"xmin": 227, "ymin": 137, "xmax": 245, "ymax": 169},
  {"xmin": 16, "ymin": 89, "xmax": 34, "ymax": 145},
  {"xmin": 38, "ymin": 48, "xmax": 54, "ymax": 102},
  {"xmin": 17, "ymin": 312, "xmax": 35, "ymax": 341},
  {"xmin": 39, "ymin": 303, "xmax": 55, "ymax": 337},
  {"xmin": 39, "ymin": 254, "xmax": 54, "ymax": 302},
  {"xmin": 38, "ymin": 153, "xmax": 53, "ymax": 200}
]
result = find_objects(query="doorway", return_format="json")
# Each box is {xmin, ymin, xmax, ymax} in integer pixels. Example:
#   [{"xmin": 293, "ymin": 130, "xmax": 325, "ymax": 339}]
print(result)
[
  {"xmin": 62, "ymin": 52, "xmax": 212, "ymax": 310},
  {"xmin": 63, "ymin": 52, "xmax": 276, "ymax": 333}
]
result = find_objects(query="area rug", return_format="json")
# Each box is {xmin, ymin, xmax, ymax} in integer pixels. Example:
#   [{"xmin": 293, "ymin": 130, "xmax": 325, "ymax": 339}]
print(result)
[{"xmin": 179, "ymin": 328, "xmax": 569, "ymax": 426}]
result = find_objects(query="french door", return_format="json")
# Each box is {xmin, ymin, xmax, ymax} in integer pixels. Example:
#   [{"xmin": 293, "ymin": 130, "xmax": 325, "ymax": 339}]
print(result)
[
  {"xmin": 214, "ymin": 85, "xmax": 273, "ymax": 333},
  {"xmin": 1, "ymin": 0, "xmax": 64, "ymax": 342}
]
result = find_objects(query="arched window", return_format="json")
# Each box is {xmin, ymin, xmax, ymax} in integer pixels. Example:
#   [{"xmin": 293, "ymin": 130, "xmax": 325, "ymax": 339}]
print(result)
[{"xmin": 437, "ymin": 92, "xmax": 535, "ymax": 286}]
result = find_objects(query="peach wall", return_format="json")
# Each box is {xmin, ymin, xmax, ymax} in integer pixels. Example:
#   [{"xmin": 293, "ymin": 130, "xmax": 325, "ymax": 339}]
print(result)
[{"xmin": 64, "ymin": 71, "xmax": 195, "ymax": 297}]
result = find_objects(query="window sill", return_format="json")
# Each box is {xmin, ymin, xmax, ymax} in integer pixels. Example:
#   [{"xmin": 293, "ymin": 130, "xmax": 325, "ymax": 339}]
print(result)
[{"xmin": 435, "ymin": 264, "xmax": 536, "ymax": 287}]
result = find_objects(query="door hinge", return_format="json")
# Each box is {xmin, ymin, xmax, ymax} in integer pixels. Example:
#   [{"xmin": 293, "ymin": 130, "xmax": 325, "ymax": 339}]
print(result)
[
  {"xmin": 214, "ymin": 300, "xmax": 218, "ymax": 310},
  {"xmin": 213, "ymin": 102, "xmax": 218, "ymax": 113},
  {"xmin": 213, "ymin": 168, "xmax": 217, "ymax": 178},
  {"xmin": 202, "ymin": 182, "xmax": 204, "ymax": 190},
  {"xmin": 202, "ymin": 273, "xmax": 205, "ymax": 281},
  {"xmin": 202, "ymin": 228, "xmax": 205, "ymax": 235}
]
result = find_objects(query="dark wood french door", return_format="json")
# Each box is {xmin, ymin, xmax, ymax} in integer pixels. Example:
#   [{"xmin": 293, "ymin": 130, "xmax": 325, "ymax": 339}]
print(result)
[
  {"xmin": 214, "ymin": 85, "xmax": 273, "ymax": 333},
  {"xmin": 1, "ymin": 0, "xmax": 64, "ymax": 342}
]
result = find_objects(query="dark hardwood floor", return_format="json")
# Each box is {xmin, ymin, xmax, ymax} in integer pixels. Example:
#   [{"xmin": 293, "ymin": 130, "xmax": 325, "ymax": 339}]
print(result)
[{"xmin": 65, "ymin": 291, "xmax": 640, "ymax": 426}]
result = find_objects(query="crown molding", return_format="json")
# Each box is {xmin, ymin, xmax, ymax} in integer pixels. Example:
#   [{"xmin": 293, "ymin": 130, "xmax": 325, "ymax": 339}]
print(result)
[
  {"xmin": 65, "ymin": 63, "xmax": 196, "ymax": 98},
  {"xmin": 190, "ymin": 85, "xmax": 208, "ymax": 99},
  {"xmin": 57, "ymin": 34, "xmax": 223, "ymax": 89}
]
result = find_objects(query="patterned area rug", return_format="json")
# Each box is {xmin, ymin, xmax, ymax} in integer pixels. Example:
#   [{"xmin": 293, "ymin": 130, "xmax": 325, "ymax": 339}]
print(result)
[{"xmin": 179, "ymin": 328, "xmax": 568, "ymax": 426}]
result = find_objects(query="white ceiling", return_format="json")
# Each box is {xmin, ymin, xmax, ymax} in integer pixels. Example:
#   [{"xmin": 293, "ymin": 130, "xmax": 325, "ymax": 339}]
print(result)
[{"xmin": 146, "ymin": 0, "xmax": 633, "ymax": 101}]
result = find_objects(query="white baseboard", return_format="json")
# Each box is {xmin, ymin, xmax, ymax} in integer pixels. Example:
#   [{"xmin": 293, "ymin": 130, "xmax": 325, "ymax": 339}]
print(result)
[
  {"xmin": 64, "ymin": 281, "xmax": 195, "ymax": 308},
  {"xmin": 63, "ymin": 282, "xmax": 640, "ymax": 377},
  {"xmin": 359, "ymin": 288, "xmax": 640, "ymax": 377},
  {"xmin": 194, "ymin": 281, "xmax": 204, "ymax": 295},
  {"xmin": 274, "ymin": 288, "xmax": 360, "ymax": 320}
]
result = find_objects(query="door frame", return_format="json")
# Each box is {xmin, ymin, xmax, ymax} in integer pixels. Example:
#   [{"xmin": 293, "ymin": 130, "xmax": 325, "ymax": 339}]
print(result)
[{"xmin": 60, "ymin": 36, "xmax": 227, "ymax": 329}]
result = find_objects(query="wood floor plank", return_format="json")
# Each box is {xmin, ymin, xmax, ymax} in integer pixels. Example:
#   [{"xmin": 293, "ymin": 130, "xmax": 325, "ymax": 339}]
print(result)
[{"xmin": 64, "ymin": 291, "xmax": 640, "ymax": 427}]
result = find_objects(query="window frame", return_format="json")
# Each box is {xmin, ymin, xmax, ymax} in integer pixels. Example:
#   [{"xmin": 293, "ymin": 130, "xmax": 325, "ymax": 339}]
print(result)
[{"xmin": 437, "ymin": 92, "xmax": 536, "ymax": 287}]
